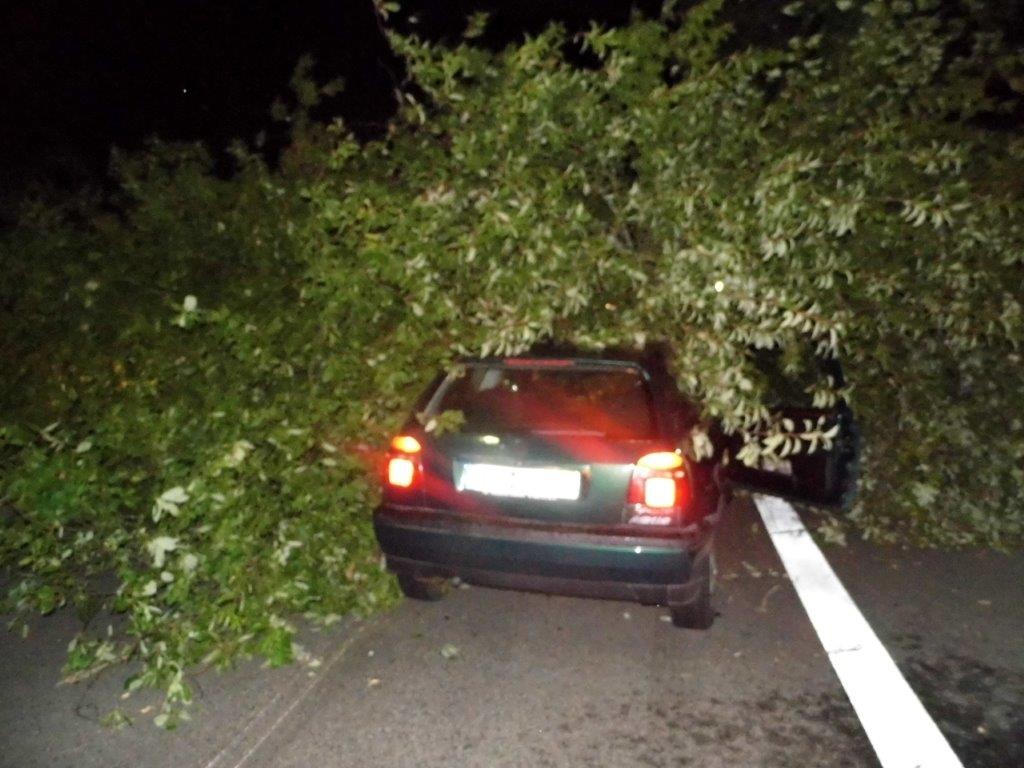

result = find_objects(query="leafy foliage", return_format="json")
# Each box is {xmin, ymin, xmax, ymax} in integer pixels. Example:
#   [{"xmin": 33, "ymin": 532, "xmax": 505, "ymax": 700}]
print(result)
[
  {"xmin": 1, "ymin": 0, "xmax": 1022, "ymax": 722},
  {"xmin": 310, "ymin": 0, "xmax": 1023, "ymax": 543},
  {"xmin": 1, "ymin": 143, "xmax": 398, "ymax": 725}
]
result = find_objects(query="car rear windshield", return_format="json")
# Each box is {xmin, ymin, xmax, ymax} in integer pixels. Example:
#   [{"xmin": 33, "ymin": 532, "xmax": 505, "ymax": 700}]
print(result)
[{"xmin": 428, "ymin": 363, "xmax": 656, "ymax": 439}]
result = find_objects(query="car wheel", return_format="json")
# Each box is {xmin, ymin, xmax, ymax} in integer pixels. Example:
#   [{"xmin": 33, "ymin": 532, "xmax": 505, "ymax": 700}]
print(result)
[
  {"xmin": 396, "ymin": 573, "xmax": 449, "ymax": 601},
  {"xmin": 670, "ymin": 554, "xmax": 715, "ymax": 629}
]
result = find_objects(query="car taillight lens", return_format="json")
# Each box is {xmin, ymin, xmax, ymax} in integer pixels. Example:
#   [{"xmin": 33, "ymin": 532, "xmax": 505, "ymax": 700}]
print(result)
[
  {"xmin": 627, "ymin": 452, "xmax": 691, "ymax": 525},
  {"xmin": 637, "ymin": 451, "xmax": 684, "ymax": 471},
  {"xmin": 391, "ymin": 435, "xmax": 422, "ymax": 453},
  {"xmin": 387, "ymin": 457, "xmax": 416, "ymax": 488},
  {"xmin": 642, "ymin": 476, "xmax": 677, "ymax": 508},
  {"xmin": 386, "ymin": 434, "xmax": 421, "ymax": 489}
]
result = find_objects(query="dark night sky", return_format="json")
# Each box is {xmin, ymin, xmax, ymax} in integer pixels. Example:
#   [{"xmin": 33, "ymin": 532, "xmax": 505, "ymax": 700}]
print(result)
[
  {"xmin": 0, "ymin": 0, "xmax": 675, "ymax": 201},
  {"xmin": 1, "ymin": 2, "xmax": 395, "ymax": 193},
  {"xmin": 2, "ymin": 0, "xmax": 1019, "ymax": 206}
]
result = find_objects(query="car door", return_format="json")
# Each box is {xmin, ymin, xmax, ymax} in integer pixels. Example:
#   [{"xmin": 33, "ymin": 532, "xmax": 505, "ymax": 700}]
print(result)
[{"xmin": 719, "ymin": 354, "xmax": 859, "ymax": 508}]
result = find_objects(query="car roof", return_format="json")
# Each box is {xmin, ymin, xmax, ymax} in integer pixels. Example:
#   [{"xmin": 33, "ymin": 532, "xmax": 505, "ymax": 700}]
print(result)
[
  {"xmin": 457, "ymin": 343, "xmax": 671, "ymax": 374},
  {"xmin": 458, "ymin": 356, "xmax": 644, "ymax": 370}
]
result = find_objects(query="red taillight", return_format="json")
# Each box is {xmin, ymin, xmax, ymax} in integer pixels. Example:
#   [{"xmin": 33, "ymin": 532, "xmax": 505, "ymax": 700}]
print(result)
[
  {"xmin": 627, "ymin": 452, "xmax": 691, "ymax": 525},
  {"xmin": 390, "ymin": 435, "xmax": 422, "ymax": 453},
  {"xmin": 386, "ymin": 435, "xmax": 422, "ymax": 489},
  {"xmin": 642, "ymin": 476, "xmax": 677, "ymax": 508},
  {"xmin": 387, "ymin": 457, "xmax": 416, "ymax": 488},
  {"xmin": 637, "ymin": 451, "xmax": 684, "ymax": 471}
]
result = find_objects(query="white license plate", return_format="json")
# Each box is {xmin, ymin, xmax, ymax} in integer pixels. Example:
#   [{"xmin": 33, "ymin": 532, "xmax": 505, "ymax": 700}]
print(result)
[{"xmin": 457, "ymin": 463, "xmax": 581, "ymax": 501}]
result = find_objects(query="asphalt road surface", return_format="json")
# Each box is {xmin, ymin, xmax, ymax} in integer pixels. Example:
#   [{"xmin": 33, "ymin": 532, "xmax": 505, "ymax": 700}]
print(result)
[{"xmin": 2, "ymin": 495, "xmax": 1022, "ymax": 767}]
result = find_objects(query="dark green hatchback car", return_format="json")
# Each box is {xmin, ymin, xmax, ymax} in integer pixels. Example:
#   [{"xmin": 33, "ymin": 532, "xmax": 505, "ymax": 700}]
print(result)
[{"xmin": 373, "ymin": 351, "xmax": 855, "ymax": 628}]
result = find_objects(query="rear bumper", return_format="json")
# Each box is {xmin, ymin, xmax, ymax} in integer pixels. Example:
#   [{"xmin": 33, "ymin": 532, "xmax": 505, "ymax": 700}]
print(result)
[{"xmin": 374, "ymin": 505, "xmax": 713, "ymax": 607}]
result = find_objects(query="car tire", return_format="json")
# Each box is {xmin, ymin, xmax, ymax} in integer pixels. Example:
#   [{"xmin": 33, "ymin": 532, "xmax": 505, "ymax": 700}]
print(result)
[
  {"xmin": 396, "ymin": 573, "xmax": 449, "ymax": 601},
  {"xmin": 670, "ymin": 553, "xmax": 715, "ymax": 629}
]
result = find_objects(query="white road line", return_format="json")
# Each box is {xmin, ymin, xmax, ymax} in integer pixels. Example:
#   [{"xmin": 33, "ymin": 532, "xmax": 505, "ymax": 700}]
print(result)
[
  {"xmin": 200, "ymin": 622, "xmax": 367, "ymax": 768},
  {"xmin": 753, "ymin": 494, "xmax": 964, "ymax": 768}
]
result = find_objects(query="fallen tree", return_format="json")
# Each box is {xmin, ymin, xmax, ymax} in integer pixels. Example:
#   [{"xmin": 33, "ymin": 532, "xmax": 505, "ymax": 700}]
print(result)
[{"xmin": 1, "ymin": 0, "xmax": 1021, "ymax": 725}]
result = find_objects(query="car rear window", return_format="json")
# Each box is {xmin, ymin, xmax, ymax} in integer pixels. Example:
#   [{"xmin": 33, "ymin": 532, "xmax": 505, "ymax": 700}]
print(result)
[{"xmin": 428, "ymin": 364, "xmax": 656, "ymax": 439}]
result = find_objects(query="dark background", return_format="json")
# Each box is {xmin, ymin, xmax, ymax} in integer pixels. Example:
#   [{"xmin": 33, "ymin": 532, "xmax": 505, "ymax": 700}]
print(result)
[
  {"xmin": 0, "ymin": 1, "xmax": 675, "ymax": 207},
  {"xmin": 1, "ymin": 0, "xmax": 1020, "ymax": 213}
]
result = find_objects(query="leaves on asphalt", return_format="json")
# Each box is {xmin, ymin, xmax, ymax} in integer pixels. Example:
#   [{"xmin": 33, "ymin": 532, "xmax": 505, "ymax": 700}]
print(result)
[{"xmin": 439, "ymin": 643, "xmax": 460, "ymax": 660}]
